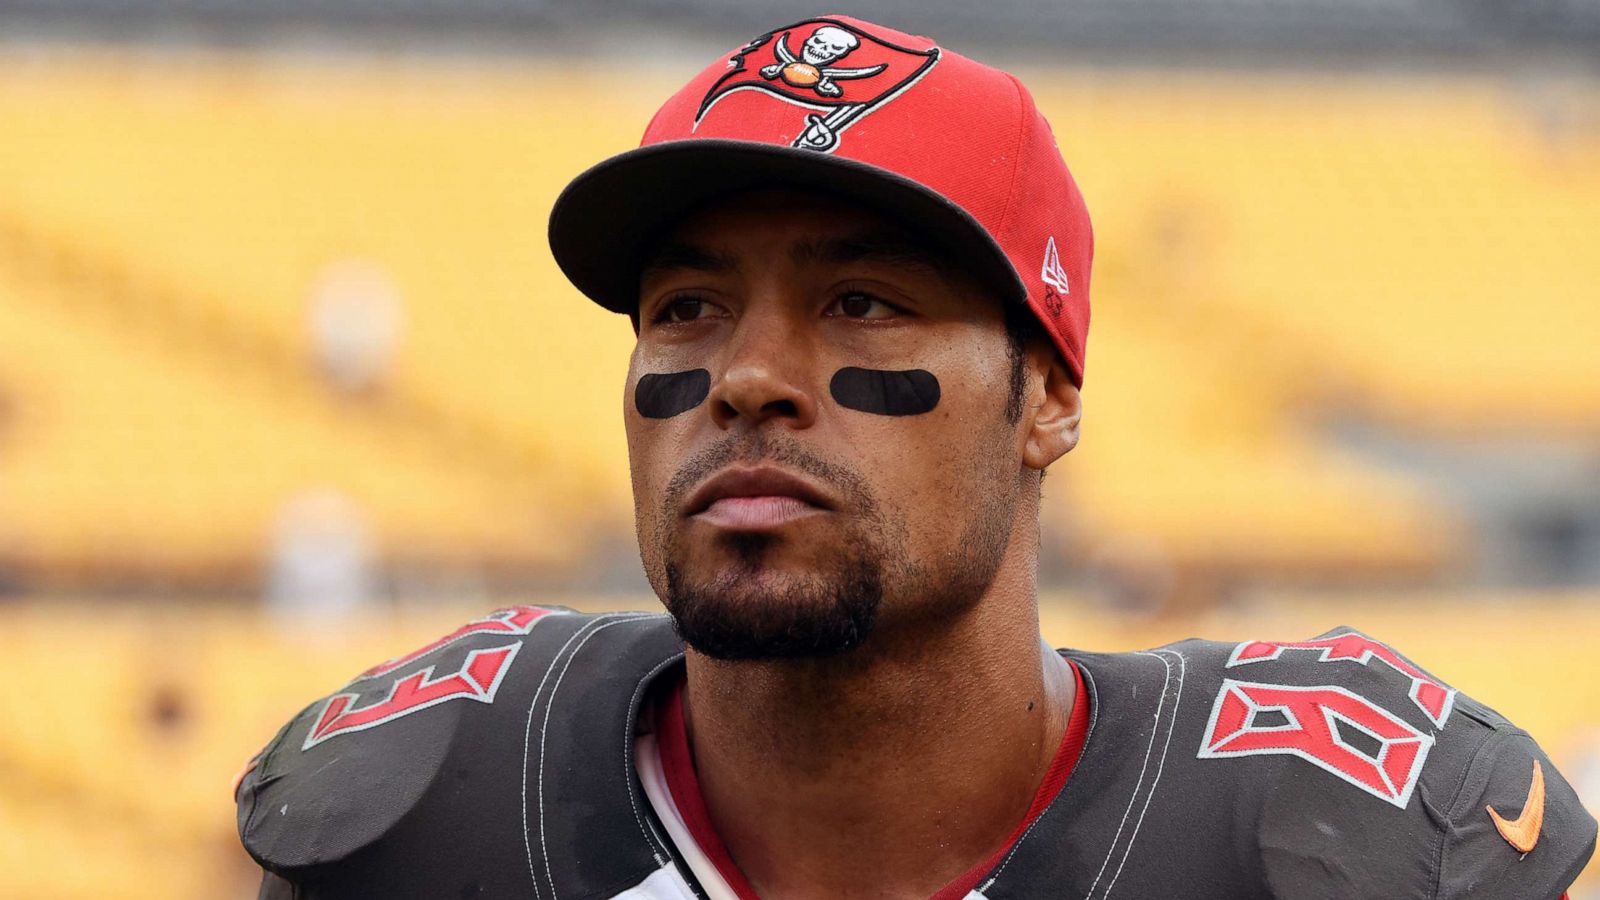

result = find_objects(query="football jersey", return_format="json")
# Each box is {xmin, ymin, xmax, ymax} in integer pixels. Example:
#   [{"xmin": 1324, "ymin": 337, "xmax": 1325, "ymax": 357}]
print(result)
[
  {"xmin": 635, "ymin": 661, "xmax": 1092, "ymax": 898},
  {"xmin": 237, "ymin": 607, "xmax": 1596, "ymax": 898}
]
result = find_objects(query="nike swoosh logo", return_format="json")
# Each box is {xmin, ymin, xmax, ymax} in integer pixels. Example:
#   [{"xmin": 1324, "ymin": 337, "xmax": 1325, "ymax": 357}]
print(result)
[{"xmin": 1486, "ymin": 759, "xmax": 1545, "ymax": 854}]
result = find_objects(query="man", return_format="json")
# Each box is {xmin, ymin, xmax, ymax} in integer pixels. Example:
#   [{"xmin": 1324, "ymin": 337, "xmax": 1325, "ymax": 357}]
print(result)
[{"xmin": 236, "ymin": 15, "xmax": 1595, "ymax": 898}]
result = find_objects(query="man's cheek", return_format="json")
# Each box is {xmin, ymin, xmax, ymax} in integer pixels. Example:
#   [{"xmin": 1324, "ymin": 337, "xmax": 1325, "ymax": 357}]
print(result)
[{"xmin": 829, "ymin": 367, "xmax": 940, "ymax": 417}]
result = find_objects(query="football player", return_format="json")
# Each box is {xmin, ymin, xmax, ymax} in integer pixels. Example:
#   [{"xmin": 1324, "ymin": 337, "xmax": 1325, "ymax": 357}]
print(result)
[{"xmin": 237, "ymin": 15, "xmax": 1595, "ymax": 898}]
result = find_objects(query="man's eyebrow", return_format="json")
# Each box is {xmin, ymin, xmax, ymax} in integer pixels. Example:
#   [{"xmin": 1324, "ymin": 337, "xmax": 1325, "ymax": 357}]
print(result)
[
  {"xmin": 639, "ymin": 242, "xmax": 739, "ymax": 281},
  {"xmin": 790, "ymin": 231, "xmax": 949, "ymax": 276}
]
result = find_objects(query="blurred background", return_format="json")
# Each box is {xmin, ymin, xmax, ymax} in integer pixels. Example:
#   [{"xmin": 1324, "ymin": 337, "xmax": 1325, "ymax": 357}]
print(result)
[{"xmin": 0, "ymin": 0, "xmax": 1597, "ymax": 896}]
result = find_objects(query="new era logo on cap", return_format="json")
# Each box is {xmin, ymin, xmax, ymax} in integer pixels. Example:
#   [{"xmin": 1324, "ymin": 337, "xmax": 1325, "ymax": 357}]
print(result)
[
  {"xmin": 1042, "ymin": 236, "xmax": 1070, "ymax": 294},
  {"xmin": 1040, "ymin": 236, "xmax": 1071, "ymax": 317}
]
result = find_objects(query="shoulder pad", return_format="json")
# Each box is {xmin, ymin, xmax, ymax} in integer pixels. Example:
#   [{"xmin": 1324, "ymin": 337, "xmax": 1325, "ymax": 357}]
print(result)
[
  {"xmin": 1192, "ymin": 626, "xmax": 1459, "ymax": 728},
  {"xmin": 1431, "ymin": 715, "xmax": 1596, "ymax": 898},
  {"xmin": 1155, "ymin": 626, "xmax": 1595, "ymax": 898},
  {"xmin": 235, "ymin": 606, "xmax": 681, "ymax": 894}
]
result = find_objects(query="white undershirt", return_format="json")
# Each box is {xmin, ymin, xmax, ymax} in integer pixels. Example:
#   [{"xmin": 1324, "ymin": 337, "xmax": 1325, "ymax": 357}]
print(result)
[
  {"xmin": 631, "ymin": 730, "xmax": 986, "ymax": 900},
  {"xmin": 634, "ymin": 730, "xmax": 747, "ymax": 900}
]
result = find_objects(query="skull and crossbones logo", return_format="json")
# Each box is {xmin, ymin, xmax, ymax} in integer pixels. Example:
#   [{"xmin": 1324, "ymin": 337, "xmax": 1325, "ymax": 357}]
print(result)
[{"xmin": 759, "ymin": 25, "xmax": 886, "ymax": 98}]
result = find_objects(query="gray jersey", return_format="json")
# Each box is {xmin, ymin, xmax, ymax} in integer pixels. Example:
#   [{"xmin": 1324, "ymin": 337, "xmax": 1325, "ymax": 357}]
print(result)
[{"xmin": 237, "ymin": 609, "xmax": 1595, "ymax": 898}]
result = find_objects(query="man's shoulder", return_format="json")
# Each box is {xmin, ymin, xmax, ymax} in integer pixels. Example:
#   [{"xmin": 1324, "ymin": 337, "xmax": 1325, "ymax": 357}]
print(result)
[
  {"xmin": 235, "ymin": 606, "xmax": 681, "ymax": 892},
  {"xmin": 1052, "ymin": 627, "xmax": 1596, "ymax": 899}
]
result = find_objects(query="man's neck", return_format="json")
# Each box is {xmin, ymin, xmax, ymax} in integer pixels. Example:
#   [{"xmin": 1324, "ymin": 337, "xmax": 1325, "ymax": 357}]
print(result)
[{"xmin": 680, "ymin": 565, "xmax": 1076, "ymax": 900}]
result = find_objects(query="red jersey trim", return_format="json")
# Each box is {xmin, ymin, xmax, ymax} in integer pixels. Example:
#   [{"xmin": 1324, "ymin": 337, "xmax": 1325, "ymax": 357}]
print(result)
[
  {"xmin": 656, "ymin": 673, "xmax": 764, "ymax": 899},
  {"xmin": 656, "ymin": 658, "xmax": 1092, "ymax": 899},
  {"xmin": 932, "ymin": 658, "xmax": 1091, "ymax": 899}
]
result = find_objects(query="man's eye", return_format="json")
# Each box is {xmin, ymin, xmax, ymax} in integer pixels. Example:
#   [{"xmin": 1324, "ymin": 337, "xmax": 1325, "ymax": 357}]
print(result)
[
  {"xmin": 656, "ymin": 297, "xmax": 716, "ymax": 323},
  {"xmin": 827, "ymin": 291, "xmax": 898, "ymax": 320}
]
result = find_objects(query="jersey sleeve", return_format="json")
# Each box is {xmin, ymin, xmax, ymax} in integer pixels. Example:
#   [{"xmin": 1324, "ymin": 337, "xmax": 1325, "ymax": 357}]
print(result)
[
  {"xmin": 234, "ymin": 605, "xmax": 583, "ymax": 885},
  {"xmin": 233, "ymin": 606, "xmax": 683, "ymax": 899},
  {"xmin": 1433, "ymin": 727, "xmax": 1595, "ymax": 899},
  {"xmin": 1174, "ymin": 626, "xmax": 1595, "ymax": 900}
]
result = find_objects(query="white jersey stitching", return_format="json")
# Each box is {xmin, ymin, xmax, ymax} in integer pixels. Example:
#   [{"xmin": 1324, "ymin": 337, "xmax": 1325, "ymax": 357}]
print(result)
[
  {"xmin": 519, "ymin": 613, "xmax": 640, "ymax": 898},
  {"xmin": 979, "ymin": 659, "xmax": 1103, "ymax": 893},
  {"xmin": 1101, "ymin": 649, "xmax": 1186, "ymax": 899},
  {"xmin": 1084, "ymin": 650, "xmax": 1175, "ymax": 898},
  {"xmin": 626, "ymin": 645, "xmax": 683, "ymax": 866},
  {"xmin": 538, "ymin": 614, "xmax": 659, "ymax": 900}
]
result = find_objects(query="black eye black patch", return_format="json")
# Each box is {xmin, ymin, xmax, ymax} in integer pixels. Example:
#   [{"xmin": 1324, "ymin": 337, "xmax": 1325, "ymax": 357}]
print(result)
[
  {"xmin": 634, "ymin": 369, "xmax": 711, "ymax": 419},
  {"xmin": 830, "ymin": 367, "xmax": 941, "ymax": 417}
]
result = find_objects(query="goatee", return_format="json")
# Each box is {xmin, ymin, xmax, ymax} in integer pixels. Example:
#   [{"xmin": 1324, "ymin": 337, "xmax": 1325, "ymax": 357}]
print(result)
[{"xmin": 663, "ymin": 533, "xmax": 883, "ymax": 660}]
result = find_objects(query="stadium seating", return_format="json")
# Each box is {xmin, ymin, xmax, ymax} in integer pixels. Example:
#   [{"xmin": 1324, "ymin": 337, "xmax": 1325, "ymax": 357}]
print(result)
[
  {"xmin": 1, "ymin": 596, "xmax": 1595, "ymax": 898},
  {"xmin": 0, "ymin": 55, "xmax": 1596, "ymax": 586},
  {"xmin": 1037, "ymin": 71, "xmax": 1600, "ymax": 435},
  {"xmin": 1, "ymin": 29, "xmax": 1597, "ymax": 900},
  {"xmin": 0, "ymin": 57, "xmax": 652, "ymax": 578}
]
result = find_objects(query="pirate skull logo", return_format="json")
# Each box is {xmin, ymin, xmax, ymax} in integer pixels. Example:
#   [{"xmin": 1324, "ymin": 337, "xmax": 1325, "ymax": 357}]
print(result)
[
  {"xmin": 760, "ymin": 25, "xmax": 886, "ymax": 98},
  {"xmin": 801, "ymin": 26, "xmax": 856, "ymax": 65},
  {"xmin": 697, "ymin": 19, "xmax": 942, "ymax": 154}
]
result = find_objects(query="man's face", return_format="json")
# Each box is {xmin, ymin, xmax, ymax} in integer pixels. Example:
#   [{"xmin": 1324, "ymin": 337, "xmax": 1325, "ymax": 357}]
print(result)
[{"xmin": 627, "ymin": 189, "xmax": 1031, "ymax": 660}]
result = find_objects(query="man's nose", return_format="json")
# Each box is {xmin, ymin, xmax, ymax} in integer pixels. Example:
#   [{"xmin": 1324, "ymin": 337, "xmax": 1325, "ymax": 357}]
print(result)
[{"xmin": 707, "ymin": 304, "xmax": 818, "ymax": 431}]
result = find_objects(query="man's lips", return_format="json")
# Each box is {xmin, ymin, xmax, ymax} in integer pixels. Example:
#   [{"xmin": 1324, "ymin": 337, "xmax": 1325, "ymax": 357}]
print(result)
[
  {"xmin": 694, "ymin": 496, "xmax": 827, "ymax": 530},
  {"xmin": 684, "ymin": 466, "xmax": 836, "ymax": 530}
]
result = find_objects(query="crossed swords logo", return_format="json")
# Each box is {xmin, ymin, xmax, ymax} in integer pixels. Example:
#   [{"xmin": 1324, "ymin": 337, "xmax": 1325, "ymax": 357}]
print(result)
[
  {"xmin": 759, "ymin": 26, "xmax": 886, "ymax": 98},
  {"xmin": 701, "ymin": 22, "xmax": 940, "ymax": 154}
]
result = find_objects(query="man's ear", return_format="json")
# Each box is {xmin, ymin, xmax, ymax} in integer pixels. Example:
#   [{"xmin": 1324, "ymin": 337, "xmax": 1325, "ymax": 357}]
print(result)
[{"xmin": 1022, "ymin": 343, "xmax": 1082, "ymax": 472}]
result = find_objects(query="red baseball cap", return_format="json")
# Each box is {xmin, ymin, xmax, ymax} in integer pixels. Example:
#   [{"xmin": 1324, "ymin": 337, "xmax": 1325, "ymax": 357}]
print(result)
[{"xmin": 548, "ymin": 14, "xmax": 1093, "ymax": 385}]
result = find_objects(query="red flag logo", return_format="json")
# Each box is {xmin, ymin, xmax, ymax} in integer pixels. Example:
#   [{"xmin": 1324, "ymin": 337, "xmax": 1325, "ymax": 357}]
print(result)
[{"xmin": 696, "ymin": 18, "xmax": 941, "ymax": 153}]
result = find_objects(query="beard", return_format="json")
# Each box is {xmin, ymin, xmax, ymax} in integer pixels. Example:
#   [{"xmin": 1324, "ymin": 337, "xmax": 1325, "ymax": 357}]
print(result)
[
  {"xmin": 645, "ymin": 431, "xmax": 1016, "ymax": 662},
  {"xmin": 663, "ymin": 534, "xmax": 883, "ymax": 660}
]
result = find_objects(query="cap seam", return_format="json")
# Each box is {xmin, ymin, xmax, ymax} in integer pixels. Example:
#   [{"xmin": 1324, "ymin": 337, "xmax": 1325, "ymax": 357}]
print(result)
[
  {"xmin": 998, "ymin": 74, "xmax": 1085, "ymax": 386},
  {"xmin": 995, "ymin": 73, "xmax": 1031, "ymax": 261}
]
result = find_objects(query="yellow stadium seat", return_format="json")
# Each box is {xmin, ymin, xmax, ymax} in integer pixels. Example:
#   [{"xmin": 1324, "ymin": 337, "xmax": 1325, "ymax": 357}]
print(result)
[{"xmin": 0, "ymin": 55, "xmax": 1595, "ymax": 584}]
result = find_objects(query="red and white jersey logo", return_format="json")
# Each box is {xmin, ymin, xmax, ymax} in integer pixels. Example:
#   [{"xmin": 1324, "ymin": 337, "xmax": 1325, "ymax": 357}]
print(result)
[
  {"xmin": 301, "ymin": 606, "xmax": 565, "ymax": 750},
  {"xmin": 696, "ymin": 18, "xmax": 940, "ymax": 153},
  {"xmin": 1197, "ymin": 631, "xmax": 1457, "ymax": 808},
  {"xmin": 1226, "ymin": 631, "xmax": 1456, "ymax": 728},
  {"xmin": 1199, "ymin": 679, "xmax": 1434, "ymax": 808}
]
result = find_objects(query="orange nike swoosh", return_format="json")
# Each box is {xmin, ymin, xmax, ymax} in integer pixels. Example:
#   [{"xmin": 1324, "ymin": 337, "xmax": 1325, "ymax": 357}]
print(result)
[{"xmin": 1486, "ymin": 759, "xmax": 1545, "ymax": 854}]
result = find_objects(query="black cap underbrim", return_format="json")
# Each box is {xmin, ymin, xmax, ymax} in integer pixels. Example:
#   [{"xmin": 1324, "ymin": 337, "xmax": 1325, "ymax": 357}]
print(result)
[{"xmin": 547, "ymin": 139, "xmax": 1027, "ymax": 316}]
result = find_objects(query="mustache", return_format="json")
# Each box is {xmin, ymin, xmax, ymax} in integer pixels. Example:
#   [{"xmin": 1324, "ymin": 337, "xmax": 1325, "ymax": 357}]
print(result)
[{"xmin": 662, "ymin": 431, "xmax": 878, "ymax": 519}]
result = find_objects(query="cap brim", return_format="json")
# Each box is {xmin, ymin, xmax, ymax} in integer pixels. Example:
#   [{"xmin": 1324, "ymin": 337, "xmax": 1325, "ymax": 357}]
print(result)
[{"xmin": 548, "ymin": 139, "xmax": 1027, "ymax": 316}]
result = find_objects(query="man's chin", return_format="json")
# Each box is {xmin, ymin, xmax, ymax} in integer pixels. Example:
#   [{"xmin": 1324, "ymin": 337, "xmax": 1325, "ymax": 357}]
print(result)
[{"xmin": 661, "ymin": 558, "xmax": 882, "ymax": 661}]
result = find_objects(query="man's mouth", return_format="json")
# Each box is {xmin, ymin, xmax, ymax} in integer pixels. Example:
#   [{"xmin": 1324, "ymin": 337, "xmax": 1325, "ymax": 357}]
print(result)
[{"xmin": 684, "ymin": 465, "xmax": 835, "ymax": 531}]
